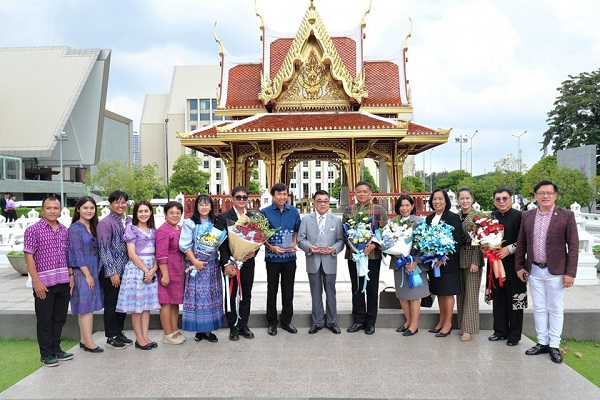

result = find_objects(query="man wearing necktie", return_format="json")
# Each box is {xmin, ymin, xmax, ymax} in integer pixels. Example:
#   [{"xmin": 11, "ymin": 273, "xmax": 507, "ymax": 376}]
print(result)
[{"xmin": 298, "ymin": 190, "xmax": 345, "ymax": 334}]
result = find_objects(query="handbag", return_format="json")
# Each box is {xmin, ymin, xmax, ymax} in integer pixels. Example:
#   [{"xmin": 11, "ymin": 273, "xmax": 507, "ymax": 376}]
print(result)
[
  {"xmin": 420, "ymin": 294, "xmax": 436, "ymax": 308},
  {"xmin": 379, "ymin": 286, "xmax": 402, "ymax": 309}
]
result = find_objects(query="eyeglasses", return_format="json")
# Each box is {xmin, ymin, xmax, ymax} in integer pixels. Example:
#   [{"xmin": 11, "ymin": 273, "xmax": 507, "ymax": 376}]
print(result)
[
  {"xmin": 494, "ymin": 197, "xmax": 509, "ymax": 202},
  {"xmin": 315, "ymin": 200, "xmax": 329, "ymax": 204},
  {"xmin": 197, "ymin": 203, "xmax": 211, "ymax": 208},
  {"xmin": 536, "ymin": 191, "xmax": 556, "ymax": 197},
  {"xmin": 234, "ymin": 195, "xmax": 249, "ymax": 201}
]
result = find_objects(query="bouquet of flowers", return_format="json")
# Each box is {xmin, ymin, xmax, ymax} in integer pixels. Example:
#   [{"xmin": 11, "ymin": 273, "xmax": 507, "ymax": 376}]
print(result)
[
  {"xmin": 186, "ymin": 224, "xmax": 227, "ymax": 277},
  {"xmin": 412, "ymin": 219, "xmax": 456, "ymax": 278},
  {"xmin": 343, "ymin": 210, "xmax": 374, "ymax": 293},
  {"xmin": 469, "ymin": 214, "xmax": 506, "ymax": 288},
  {"xmin": 375, "ymin": 216, "xmax": 413, "ymax": 256}
]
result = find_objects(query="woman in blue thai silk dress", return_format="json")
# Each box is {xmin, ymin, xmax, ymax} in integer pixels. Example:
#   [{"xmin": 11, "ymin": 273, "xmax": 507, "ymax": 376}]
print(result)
[
  {"xmin": 68, "ymin": 196, "xmax": 103, "ymax": 353},
  {"xmin": 179, "ymin": 194, "xmax": 223, "ymax": 343},
  {"xmin": 116, "ymin": 200, "xmax": 160, "ymax": 350}
]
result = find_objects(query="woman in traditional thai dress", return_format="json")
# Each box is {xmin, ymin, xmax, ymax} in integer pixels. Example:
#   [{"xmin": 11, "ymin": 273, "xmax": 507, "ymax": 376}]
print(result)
[
  {"xmin": 456, "ymin": 187, "xmax": 484, "ymax": 342},
  {"xmin": 116, "ymin": 200, "xmax": 160, "ymax": 350},
  {"xmin": 156, "ymin": 201, "xmax": 186, "ymax": 345},
  {"xmin": 180, "ymin": 194, "xmax": 223, "ymax": 343},
  {"xmin": 68, "ymin": 196, "xmax": 103, "ymax": 353}
]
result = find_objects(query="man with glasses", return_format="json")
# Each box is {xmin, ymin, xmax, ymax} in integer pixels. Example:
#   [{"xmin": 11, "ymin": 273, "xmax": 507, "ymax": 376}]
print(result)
[
  {"xmin": 343, "ymin": 181, "xmax": 387, "ymax": 335},
  {"xmin": 298, "ymin": 190, "xmax": 345, "ymax": 334},
  {"xmin": 215, "ymin": 186, "xmax": 257, "ymax": 341},
  {"xmin": 515, "ymin": 180, "xmax": 579, "ymax": 363},
  {"xmin": 487, "ymin": 187, "xmax": 526, "ymax": 346}
]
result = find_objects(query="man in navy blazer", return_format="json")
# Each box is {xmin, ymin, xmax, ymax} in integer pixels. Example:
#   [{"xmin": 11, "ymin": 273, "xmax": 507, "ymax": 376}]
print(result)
[
  {"xmin": 298, "ymin": 190, "xmax": 345, "ymax": 334},
  {"xmin": 515, "ymin": 180, "xmax": 579, "ymax": 363}
]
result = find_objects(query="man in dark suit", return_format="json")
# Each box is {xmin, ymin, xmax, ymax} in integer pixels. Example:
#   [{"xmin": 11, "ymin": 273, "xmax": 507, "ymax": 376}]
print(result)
[
  {"xmin": 215, "ymin": 186, "xmax": 257, "ymax": 341},
  {"xmin": 298, "ymin": 190, "xmax": 345, "ymax": 334},
  {"xmin": 515, "ymin": 180, "xmax": 579, "ymax": 364},
  {"xmin": 0, "ymin": 193, "xmax": 8, "ymax": 220}
]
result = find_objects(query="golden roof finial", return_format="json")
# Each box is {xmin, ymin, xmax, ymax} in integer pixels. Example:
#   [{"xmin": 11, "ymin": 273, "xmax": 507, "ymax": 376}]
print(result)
[
  {"xmin": 255, "ymin": 0, "xmax": 264, "ymax": 31},
  {"xmin": 403, "ymin": 18, "xmax": 413, "ymax": 52},
  {"xmin": 213, "ymin": 21, "xmax": 224, "ymax": 57},
  {"xmin": 362, "ymin": 0, "xmax": 372, "ymax": 29}
]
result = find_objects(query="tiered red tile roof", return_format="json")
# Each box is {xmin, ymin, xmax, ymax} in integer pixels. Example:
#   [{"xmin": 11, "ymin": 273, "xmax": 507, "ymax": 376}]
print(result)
[
  {"xmin": 362, "ymin": 62, "xmax": 402, "ymax": 107},
  {"xmin": 224, "ymin": 64, "xmax": 263, "ymax": 109}
]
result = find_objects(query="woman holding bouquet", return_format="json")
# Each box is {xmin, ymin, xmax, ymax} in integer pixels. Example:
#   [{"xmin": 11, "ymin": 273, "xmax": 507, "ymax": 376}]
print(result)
[
  {"xmin": 456, "ymin": 187, "xmax": 484, "ymax": 342},
  {"xmin": 425, "ymin": 189, "xmax": 462, "ymax": 337},
  {"xmin": 180, "ymin": 194, "xmax": 223, "ymax": 343},
  {"xmin": 391, "ymin": 195, "xmax": 428, "ymax": 336}
]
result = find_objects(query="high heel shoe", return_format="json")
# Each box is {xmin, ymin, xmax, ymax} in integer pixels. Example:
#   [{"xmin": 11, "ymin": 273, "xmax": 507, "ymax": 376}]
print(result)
[
  {"xmin": 428, "ymin": 327, "xmax": 442, "ymax": 334},
  {"xmin": 79, "ymin": 342, "xmax": 104, "ymax": 353},
  {"xmin": 435, "ymin": 328, "xmax": 452, "ymax": 337}
]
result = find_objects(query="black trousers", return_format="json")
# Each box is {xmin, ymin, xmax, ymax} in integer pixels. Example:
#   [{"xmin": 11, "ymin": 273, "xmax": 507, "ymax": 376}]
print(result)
[
  {"xmin": 266, "ymin": 261, "xmax": 296, "ymax": 325},
  {"xmin": 225, "ymin": 266, "xmax": 255, "ymax": 329},
  {"xmin": 347, "ymin": 258, "xmax": 381, "ymax": 326},
  {"xmin": 491, "ymin": 285, "xmax": 524, "ymax": 342},
  {"xmin": 34, "ymin": 283, "xmax": 70, "ymax": 358},
  {"xmin": 101, "ymin": 274, "xmax": 126, "ymax": 338}
]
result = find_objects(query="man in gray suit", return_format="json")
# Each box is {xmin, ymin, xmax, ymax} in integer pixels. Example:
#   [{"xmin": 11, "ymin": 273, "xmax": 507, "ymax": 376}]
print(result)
[{"xmin": 298, "ymin": 190, "xmax": 345, "ymax": 334}]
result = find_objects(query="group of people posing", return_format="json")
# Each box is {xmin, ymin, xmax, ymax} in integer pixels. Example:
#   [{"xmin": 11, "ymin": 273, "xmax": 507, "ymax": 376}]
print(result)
[{"xmin": 24, "ymin": 179, "xmax": 578, "ymax": 367}]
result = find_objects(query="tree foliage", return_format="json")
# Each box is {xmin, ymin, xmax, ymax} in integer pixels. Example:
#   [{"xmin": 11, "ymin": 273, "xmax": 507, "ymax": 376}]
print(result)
[
  {"xmin": 457, "ymin": 175, "xmax": 497, "ymax": 211},
  {"xmin": 435, "ymin": 170, "xmax": 471, "ymax": 192},
  {"xmin": 522, "ymin": 156, "xmax": 558, "ymax": 197},
  {"xmin": 542, "ymin": 69, "xmax": 600, "ymax": 175},
  {"xmin": 87, "ymin": 161, "xmax": 165, "ymax": 200},
  {"xmin": 402, "ymin": 176, "xmax": 426, "ymax": 192},
  {"xmin": 330, "ymin": 177, "xmax": 341, "ymax": 199},
  {"xmin": 168, "ymin": 154, "xmax": 210, "ymax": 195},
  {"xmin": 360, "ymin": 166, "xmax": 379, "ymax": 192}
]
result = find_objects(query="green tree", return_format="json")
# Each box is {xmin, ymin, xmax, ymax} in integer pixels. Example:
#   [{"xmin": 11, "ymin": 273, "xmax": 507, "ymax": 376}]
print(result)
[
  {"xmin": 331, "ymin": 177, "xmax": 341, "ymax": 199},
  {"xmin": 492, "ymin": 154, "xmax": 525, "ymax": 194},
  {"xmin": 360, "ymin": 166, "xmax": 379, "ymax": 192},
  {"xmin": 168, "ymin": 154, "xmax": 210, "ymax": 195},
  {"xmin": 402, "ymin": 176, "xmax": 426, "ymax": 192},
  {"xmin": 457, "ymin": 175, "xmax": 496, "ymax": 211},
  {"xmin": 553, "ymin": 167, "xmax": 594, "ymax": 208},
  {"xmin": 542, "ymin": 69, "xmax": 600, "ymax": 175},
  {"xmin": 87, "ymin": 161, "xmax": 165, "ymax": 200},
  {"xmin": 435, "ymin": 170, "xmax": 471, "ymax": 192},
  {"xmin": 522, "ymin": 156, "xmax": 558, "ymax": 197}
]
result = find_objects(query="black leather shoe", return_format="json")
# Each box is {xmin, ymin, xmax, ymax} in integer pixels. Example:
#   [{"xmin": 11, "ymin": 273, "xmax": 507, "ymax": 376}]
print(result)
[
  {"xmin": 239, "ymin": 327, "xmax": 255, "ymax": 339},
  {"xmin": 268, "ymin": 324, "xmax": 277, "ymax": 336},
  {"xmin": 327, "ymin": 323, "xmax": 341, "ymax": 334},
  {"xmin": 308, "ymin": 324, "xmax": 322, "ymax": 334},
  {"xmin": 488, "ymin": 334, "xmax": 507, "ymax": 341},
  {"xmin": 428, "ymin": 327, "xmax": 442, "ymax": 334},
  {"xmin": 347, "ymin": 323, "xmax": 364, "ymax": 333},
  {"xmin": 203, "ymin": 332, "xmax": 218, "ymax": 343},
  {"xmin": 506, "ymin": 340, "xmax": 520, "ymax": 346},
  {"xmin": 194, "ymin": 332, "xmax": 203, "ymax": 342},
  {"xmin": 365, "ymin": 325, "xmax": 375, "ymax": 335},
  {"xmin": 134, "ymin": 341, "xmax": 152, "ymax": 350},
  {"xmin": 549, "ymin": 347, "xmax": 563, "ymax": 363},
  {"xmin": 435, "ymin": 329, "xmax": 452, "ymax": 337},
  {"xmin": 281, "ymin": 323, "xmax": 297, "ymax": 334},
  {"xmin": 525, "ymin": 343, "xmax": 550, "ymax": 355},
  {"xmin": 229, "ymin": 328, "xmax": 239, "ymax": 341},
  {"xmin": 396, "ymin": 325, "xmax": 408, "ymax": 333},
  {"xmin": 403, "ymin": 328, "xmax": 418, "ymax": 336},
  {"xmin": 80, "ymin": 342, "xmax": 104, "ymax": 353}
]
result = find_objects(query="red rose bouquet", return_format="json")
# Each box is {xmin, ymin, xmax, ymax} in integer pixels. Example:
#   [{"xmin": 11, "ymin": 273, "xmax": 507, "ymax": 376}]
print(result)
[{"xmin": 469, "ymin": 215, "xmax": 506, "ymax": 288}]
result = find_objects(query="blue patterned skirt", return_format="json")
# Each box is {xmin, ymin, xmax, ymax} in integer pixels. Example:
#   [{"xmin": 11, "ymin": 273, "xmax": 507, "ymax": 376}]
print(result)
[
  {"xmin": 116, "ymin": 255, "xmax": 160, "ymax": 314},
  {"xmin": 182, "ymin": 259, "xmax": 223, "ymax": 332}
]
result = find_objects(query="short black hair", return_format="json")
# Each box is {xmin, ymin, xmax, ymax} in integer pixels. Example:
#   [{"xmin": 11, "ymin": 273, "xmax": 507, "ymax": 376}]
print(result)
[
  {"xmin": 313, "ymin": 190, "xmax": 329, "ymax": 200},
  {"xmin": 354, "ymin": 181, "xmax": 372, "ymax": 190},
  {"xmin": 231, "ymin": 186, "xmax": 248, "ymax": 197},
  {"xmin": 270, "ymin": 183, "xmax": 287, "ymax": 196},
  {"xmin": 108, "ymin": 190, "xmax": 129, "ymax": 203},
  {"xmin": 493, "ymin": 187, "xmax": 513, "ymax": 197},
  {"xmin": 394, "ymin": 194, "xmax": 416, "ymax": 215},
  {"xmin": 164, "ymin": 201, "xmax": 183, "ymax": 214},
  {"xmin": 42, "ymin": 195, "xmax": 61, "ymax": 207},
  {"xmin": 428, "ymin": 188, "xmax": 451, "ymax": 213},
  {"xmin": 533, "ymin": 180, "xmax": 558, "ymax": 193}
]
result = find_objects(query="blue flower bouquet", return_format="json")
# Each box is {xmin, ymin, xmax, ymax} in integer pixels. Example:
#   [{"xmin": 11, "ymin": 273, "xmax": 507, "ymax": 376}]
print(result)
[
  {"xmin": 343, "ymin": 210, "xmax": 374, "ymax": 292},
  {"xmin": 412, "ymin": 219, "xmax": 456, "ymax": 278}
]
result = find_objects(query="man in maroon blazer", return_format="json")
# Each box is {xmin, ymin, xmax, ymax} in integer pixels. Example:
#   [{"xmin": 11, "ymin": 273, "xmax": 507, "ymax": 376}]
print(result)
[{"xmin": 515, "ymin": 180, "xmax": 579, "ymax": 364}]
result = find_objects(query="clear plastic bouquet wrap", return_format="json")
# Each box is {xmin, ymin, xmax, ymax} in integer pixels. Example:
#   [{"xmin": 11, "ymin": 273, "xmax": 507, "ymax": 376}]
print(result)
[
  {"xmin": 470, "ymin": 214, "xmax": 506, "ymax": 288},
  {"xmin": 343, "ymin": 210, "xmax": 374, "ymax": 293},
  {"xmin": 412, "ymin": 219, "xmax": 456, "ymax": 278},
  {"xmin": 186, "ymin": 224, "xmax": 226, "ymax": 277}
]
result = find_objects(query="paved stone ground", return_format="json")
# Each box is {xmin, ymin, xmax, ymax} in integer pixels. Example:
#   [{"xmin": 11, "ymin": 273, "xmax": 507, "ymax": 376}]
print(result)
[{"xmin": 1, "ymin": 249, "xmax": 600, "ymax": 399}]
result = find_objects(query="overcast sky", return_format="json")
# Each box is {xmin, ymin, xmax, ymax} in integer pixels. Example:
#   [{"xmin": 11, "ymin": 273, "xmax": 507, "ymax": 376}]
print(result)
[{"xmin": 1, "ymin": 0, "xmax": 598, "ymax": 176}]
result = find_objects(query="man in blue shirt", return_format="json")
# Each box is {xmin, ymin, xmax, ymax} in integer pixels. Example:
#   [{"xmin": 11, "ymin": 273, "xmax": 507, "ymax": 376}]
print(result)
[{"xmin": 261, "ymin": 183, "xmax": 301, "ymax": 336}]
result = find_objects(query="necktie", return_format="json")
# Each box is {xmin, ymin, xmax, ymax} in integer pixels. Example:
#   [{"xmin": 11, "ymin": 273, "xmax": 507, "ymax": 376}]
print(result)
[{"xmin": 318, "ymin": 215, "xmax": 325, "ymax": 235}]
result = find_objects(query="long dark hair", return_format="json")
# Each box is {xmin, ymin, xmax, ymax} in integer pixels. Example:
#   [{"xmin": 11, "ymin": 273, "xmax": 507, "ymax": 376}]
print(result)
[
  {"xmin": 394, "ymin": 194, "xmax": 416, "ymax": 216},
  {"xmin": 71, "ymin": 196, "xmax": 99, "ymax": 236},
  {"xmin": 132, "ymin": 200, "xmax": 155, "ymax": 229},
  {"xmin": 191, "ymin": 194, "xmax": 215, "ymax": 224}
]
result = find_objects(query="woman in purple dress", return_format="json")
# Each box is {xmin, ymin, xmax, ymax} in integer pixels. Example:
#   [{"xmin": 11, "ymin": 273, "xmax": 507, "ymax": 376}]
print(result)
[
  {"xmin": 180, "ymin": 194, "xmax": 223, "ymax": 343},
  {"xmin": 68, "ymin": 196, "xmax": 104, "ymax": 353},
  {"xmin": 156, "ymin": 201, "xmax": 186, "ymax": 345}
]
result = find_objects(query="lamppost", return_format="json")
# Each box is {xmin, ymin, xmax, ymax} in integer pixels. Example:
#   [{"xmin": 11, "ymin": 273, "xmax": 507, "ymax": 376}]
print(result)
[
  {"xmin": 467, "ymin": 130, "xmax": 478, "ymax": 174},
  {"xmin": 54, "ymin": 131, "xmax": 68, "ymax": 206},
  {"xmin": 165, "ymin": 118, "xmax": 170, "ymax": 200},
  {"xmin": 512, "ymin": 130, "xmax": 527, "ymax": 173},
  {"xmin": 429, "ymin": 148, "xmax": 435, "ymax": 191},
  {"xmin": 455, "ymin": 135, "xmax": 468, "ymax": 170}
]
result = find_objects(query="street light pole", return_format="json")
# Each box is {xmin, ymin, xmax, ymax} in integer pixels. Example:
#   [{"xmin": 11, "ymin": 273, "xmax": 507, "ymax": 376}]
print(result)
[
  {"xmin": 467, "ymin": 130, "xmax": 478, "ymax": 175},
  {"xmin": 165, "ymin": 118, "xmax": 170, "ymax": 200},
  {"xmin": 454, "ymin": 135, "xmax": 468, "ymax": 170},
  {"xmin": 429, "ymin": 148, "xmax": 435, "ymax": 191},
  {"xmin": 512, "ymin": 130, "xmax": 527, "ymax": 173},
  {"xmin": 54, "ymin": 131, "xmax": 68, "ymax": 206}
]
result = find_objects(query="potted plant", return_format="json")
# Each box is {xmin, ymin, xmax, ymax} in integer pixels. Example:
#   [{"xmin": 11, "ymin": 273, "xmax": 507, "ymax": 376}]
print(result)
[
  {"xmin": 593, "ymin": 245, "xmax": 600, "ymax": 261},
  {"xmin": 7, "ymin": 250, "xmax": 28, "ymax": 276}
]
